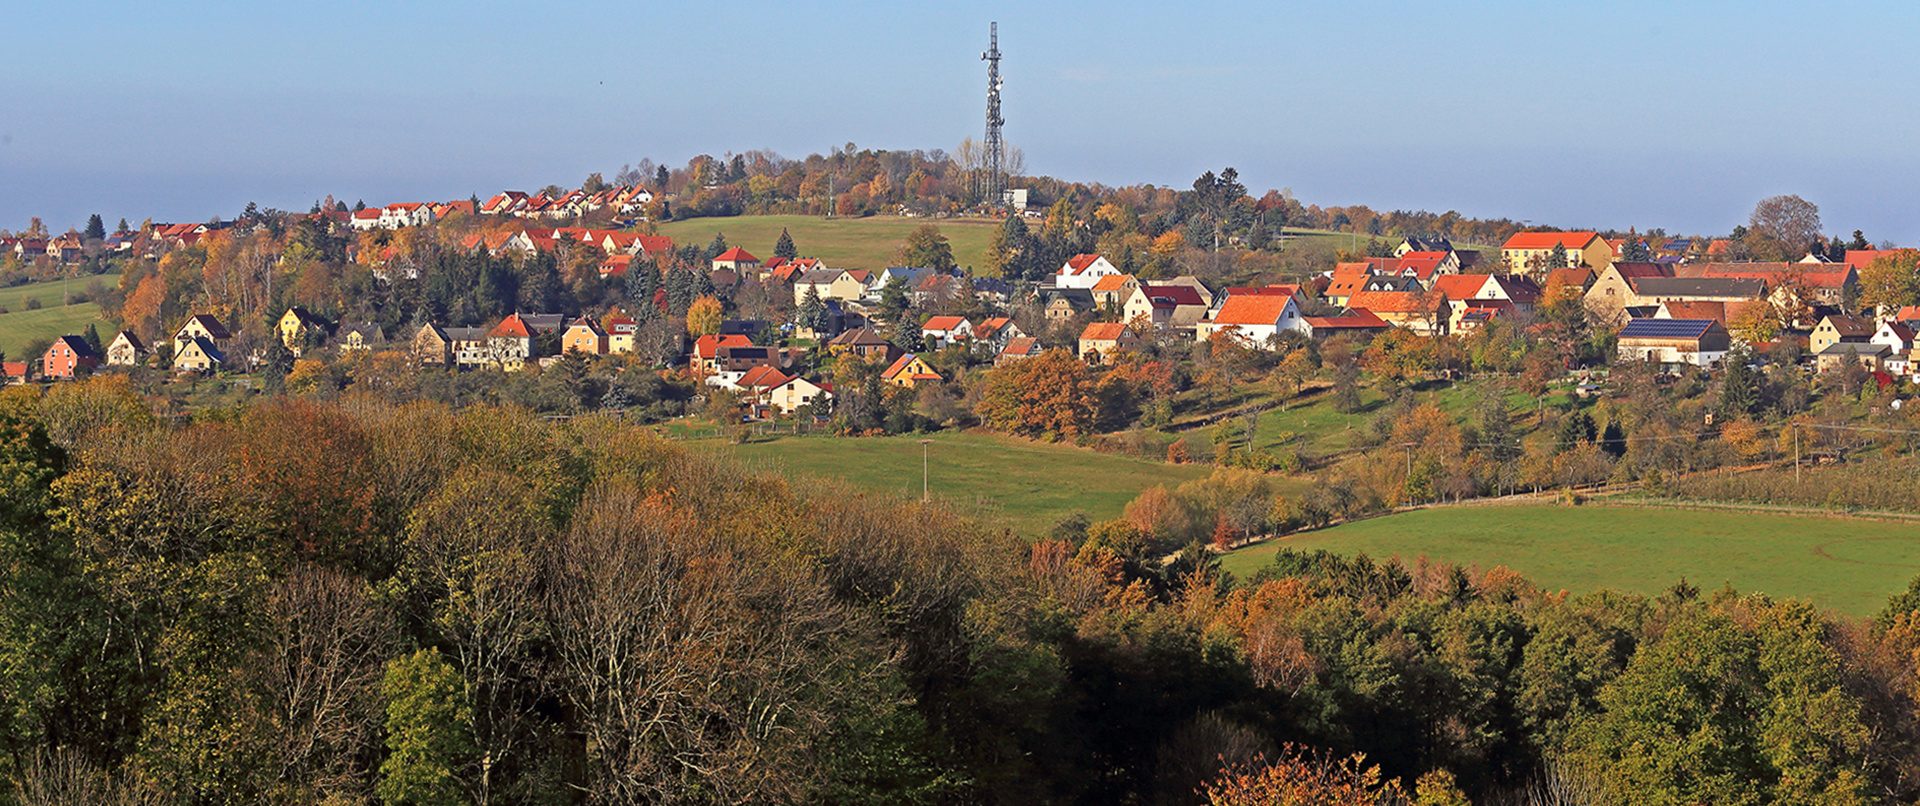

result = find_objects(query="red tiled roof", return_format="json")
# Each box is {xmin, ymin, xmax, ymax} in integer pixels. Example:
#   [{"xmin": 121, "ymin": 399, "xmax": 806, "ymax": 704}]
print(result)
[
  {"xmin": 1346, "ymin": 290, "xmax": 1440, "ymax": 314},
  {"xmin": 1066, "ymin": 254, "xmax": 1101, "ymax": 271},
  {"xmin": 1211, "ymin": 294, "xmax": 1297, "ymax": 327},
  {"xmin": 1305, "ymin": 310, "xmax": 1390, "ymax": 330},
  {"xmin": 1091, "ymin": 273, "xmax": 1136, "ymax": 291},
  {"xmin": 738, "ymin": 365, "xmax": 790, "ymax": 390},
  {"xmin": 1502, "ymin": 231, "xmax": 1599, "ymax": 250},
  {"xmin": 693, "ymin": 334, "xmax": 753, "ymax": 359},
  {"xmin": 1000, "ymin": 336, "xmax": 1041, "ymax": 356},
  {"xmin": 489, "ymin": 314, "xmax": 534, "ymax": 339},
  {"xmin": 1139, "ymin": 285, "xmax": 1205, "ymax": 307},
  {"xmin": 922, "ymin": 315, "xmax": 968, "ymax": 332},
  {"xmin": 1080, "ymin": 322, "xmax": 1129, "ymax": 341},
  {"xmin": 1432, "ymin": 274, "xmax": 1491, "ymax": 302},
  {"xmin": 714, "ymin": 246, "xmax": 759, "ymax": 263}
]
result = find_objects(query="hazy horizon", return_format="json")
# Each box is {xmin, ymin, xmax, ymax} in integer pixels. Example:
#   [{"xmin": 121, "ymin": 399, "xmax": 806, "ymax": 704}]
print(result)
[{"xmin": 8, "ymin": 0, "xmax": 1917, "ymax": 242}]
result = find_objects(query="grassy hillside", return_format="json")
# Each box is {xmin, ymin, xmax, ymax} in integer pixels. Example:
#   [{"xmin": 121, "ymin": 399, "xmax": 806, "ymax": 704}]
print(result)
[
  {"xmin": 1221, "ymin": 504, "xmax": 1920, "ymax": 617},
  {"xmin": 655, "ymin": 215, "xmax": 1001, "ymax": 272},
  {"xmin": 0, "ymin": 274, "xmax": 120, "ymax": 359},
  {"xmin": 710, "ymin": 431, "xmax": 1225, "ymax": 537}
]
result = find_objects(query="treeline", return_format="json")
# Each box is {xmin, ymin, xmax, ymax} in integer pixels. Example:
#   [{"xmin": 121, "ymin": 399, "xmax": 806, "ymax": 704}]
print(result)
[{"xmin": 2, "ymin": 381, "xmax": 1919, "ymax": 805}]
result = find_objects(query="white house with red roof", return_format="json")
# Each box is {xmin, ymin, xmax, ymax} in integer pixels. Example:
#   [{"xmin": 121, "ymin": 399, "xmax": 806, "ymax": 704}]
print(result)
[
  {"xmin": 1123, "ymin": 284, "xmax": 1210, "ymax": 331},
  {"xmin": 1197, "ymin": 289, "xmax": 1305, "ymax": 345},
  {"xmin": 690, "ymin": 334, "xmax": 754, "ymax": 374},
  {"xmin": 712, "ymin": 247, "xmax": 760, "ymax": 274},
  {"xmin": 377, "ymin": 202, "xmax": 435, "ymax": 229},
  {"xmin": 764, "ymin": 375, "xmax": 833, "ymax": 415},
  {"xmin": 920, "ymin": 316, "xmax": 973, "ymax": 349},
  {"xmin": 1053, "ymin": 254, "xmax": 1120, "ymax": 289},
  {"xmin": 349, "ymin": 209, "xmax": 383, "ymax": 231}
]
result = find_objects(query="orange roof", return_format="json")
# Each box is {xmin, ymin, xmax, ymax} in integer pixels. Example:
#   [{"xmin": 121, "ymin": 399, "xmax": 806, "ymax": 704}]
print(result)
[
  {"xmin": 881, "ymin": 353, "xmax": 940, "ymax": 381},
  {"xmin": 1211, "ymin": 294, "xmax": 1297, "ymax": 327},
  {"xmin": 1000, "ymin": 336, "xmax": 1041, "ymax": 356},
  {"xmin": 1325, "ymin": 269, "xmax": 1373, "ymax": 297},
  {"xmin": 922, "ymin": 315, "xmax": 969, "ymax": 332},
  {"xmin": 1080, "ymin": 322, "xmax": 1130, "ymax": 341},
  {"xmin": 1346, "ymin": 290, "xmax": 1440, "ymax": 314},
  {"xmin": 1304, "ymin": 310, "xmax": 1390, "ymax": 330},
  {"xmin": 1091, "ymin": 273, "xmax": 1136, "ymax": 291},
  {"xmin": 1432, "ymin": 274, "xmax": 1491, "ymax": 301},
  {"xmin": 738, "ymin": 365, "xmax": 790, "ymax": 390},
  {"xmin": 1066, "ymin": 254, "xmax": 1102, "ymax": 271},
  {"xmin": 714, "ymin": 246, "xmax": 759, "ymax": 263},
  {"xmin": 694, "ymin": 333, "xmax": 753, "ymax": 359},
  {"xmin": 489, "ymin": 314, "xmax": 533, "ymax": 339},
  {"xmin": 976, "ymin": 316, "xmax": 1015, "ymax": 337},
  {"xmin": 1502, "ymin": 231, "xmax": 1599, "ymax": 250}
]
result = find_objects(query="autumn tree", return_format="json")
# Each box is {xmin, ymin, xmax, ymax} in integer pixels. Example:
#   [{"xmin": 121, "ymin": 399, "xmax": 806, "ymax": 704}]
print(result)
[
  {"xmin": 1856, "ymin": 249, "xmax": 1920, "ymax": 311},
  {"xmin": 976, "ymin": 348, "xmax": 1133, "ymax": 438},
  {"xmin": 686, "ymin": 295, "xmax": 724, "ymax": 337},
  {"xmin": 1747, "ymin": 194, "xmax": 1822, "ymax": 260},
  {"xmin": 1204, "ymin": 746, "xmax": 1408, "ymax": 806}
]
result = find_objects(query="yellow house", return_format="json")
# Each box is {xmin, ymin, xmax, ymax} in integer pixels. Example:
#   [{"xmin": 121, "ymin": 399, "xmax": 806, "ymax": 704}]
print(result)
[
  {"xmin": 880, "ymin": 353, "xmax": 941, "ymax": 388},
  {"xmin": 1501, "ymin": 231, "xmax": 1614, "ymax": 273},
  {"xmin": 175, "ymin": 314, "xmax": 232, "ymax": 347},
  {"xmin": 172, "ymin": 337, "xmax": 225, "ymax": 373},
  {"xmin": 277, "ymin": 307, "xmax": 327, "ymax": 354}
]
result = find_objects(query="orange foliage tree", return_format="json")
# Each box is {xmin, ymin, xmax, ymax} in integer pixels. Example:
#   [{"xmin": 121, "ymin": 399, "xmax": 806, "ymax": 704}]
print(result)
[{"xmin": 1203, "ymin": 745, "xmax": 1408, "ymax": 806}]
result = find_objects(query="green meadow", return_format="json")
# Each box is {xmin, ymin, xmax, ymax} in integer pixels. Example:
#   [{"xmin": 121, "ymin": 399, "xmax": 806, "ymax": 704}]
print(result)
[
  {"xmin": 711, "ymin": 431, "xmax": 1220, "ymax": 537},
  {"xmin": 0, "ymin": 274, "xmax": 120, "ymax": 359},
  {"xmin": 1222, "ymin": 503, "xmax": 1920, "ymax": 617},
  {"xmin": 655, "ymin": 215, "xmax": 1001, "ymax": 272}
]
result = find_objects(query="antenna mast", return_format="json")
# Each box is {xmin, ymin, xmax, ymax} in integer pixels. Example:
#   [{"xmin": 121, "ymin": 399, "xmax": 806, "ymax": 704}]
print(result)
[{"xmin": 982, "ymin": 22, "xmax": 1005, "ymax": 208}]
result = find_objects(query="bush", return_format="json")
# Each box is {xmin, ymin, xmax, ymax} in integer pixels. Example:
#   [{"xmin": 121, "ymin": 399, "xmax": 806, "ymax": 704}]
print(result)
[{"xmin": 23, "ymin": 297, "xmax": 40, "ymax": 310}]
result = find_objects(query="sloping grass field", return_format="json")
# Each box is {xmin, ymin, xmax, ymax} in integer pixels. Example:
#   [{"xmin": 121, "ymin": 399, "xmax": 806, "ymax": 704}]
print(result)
[
  {"xmin": 712, "ymin": 431, "xmax": 1223, "ymax": 537},
  {"xmin": 655, "ymin": 215, "xmax": 1001, "ymax": 272},
  {"xmin": 0, "ymin": 274, "xmax": 120, "ymax": 359},
  {"xmin": 1222, "ymin": 504, "xmax": 1920, "ymax": 617}
]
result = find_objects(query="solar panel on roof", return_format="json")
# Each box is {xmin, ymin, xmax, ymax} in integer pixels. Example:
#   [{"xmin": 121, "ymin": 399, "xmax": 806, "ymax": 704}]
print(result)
[{"xmin": 1619, "ymin": 319, "xmax": 1713, "ymax": 338}]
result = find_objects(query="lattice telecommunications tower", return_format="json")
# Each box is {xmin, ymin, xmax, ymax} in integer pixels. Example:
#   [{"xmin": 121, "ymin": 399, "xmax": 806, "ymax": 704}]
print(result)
[{"xmin": 982, "ymin": 22, "xmax": 1005, "ymax": 208}]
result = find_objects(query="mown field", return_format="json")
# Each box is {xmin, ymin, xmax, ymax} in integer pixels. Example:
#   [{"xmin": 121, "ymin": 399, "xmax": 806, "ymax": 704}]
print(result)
[
  {"xmin": 0, "ymin": 274, "xmax": 120, "ymax": 359},
  {"xmin": 1221, "ymin": 504, "xmax": 1920, "ymax": 617},
  {"xmin": 655, "ymin": 215, "xmax": 1001, "ymax": 272},
  {"xmin": 709, "ymin": 430, "xmax": 1228, "ymax": 537}
]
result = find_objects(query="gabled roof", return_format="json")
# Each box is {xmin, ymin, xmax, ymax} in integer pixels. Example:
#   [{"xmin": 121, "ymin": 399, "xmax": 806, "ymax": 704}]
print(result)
[
  {"xmin": 1393, "ymin": 251, "xmax": 1448, "ymax": 280},
  {"xmin": 1064, "ymin": 254, "xmax": 1104, "ymax": 272},
  {"xmin": 179, "ymin": 314, "xmax": 231, "ymax": 340},
  {"xmin": 178, "ymin": 336, "xmax": 226, "ymax": 362},
  {"xmin": 110, "ymin": 330, "xmax": 147, "ymax": 351},
  {"xmin": 1210, "ymin": 294, "xmax": 1297, "ymax": 327},
  {"xmin": 566, "ymin": 317, "xmax": 606, "ymax": 337},
  {"xmin": 737, "ymin": 365, "xmax": 790, "ymax": 390},
  {"xmin": 1502, "ymin": 231, "xmax": 1600, "ymax": 250},
  {"xmin": 1656, "ymin": 300, "xmax": 1727, "ymax": 323},
  {"xmin": 489, "ymin": 314, "xmax": 535, "ymax": 339},
  {"xmin": 49, "ymin": 335, "xmax": 97, "ymax": 359},
  {"xmin": 975, "ymin": 317, "xmax": 1016, "ymax": 338},
  {"xmin": 1432, "ymin": 274, "xmax": 1492, "ymax": 302},
  {"xmin": 881, "ymin": 353, "xmax": 940, "ymax": 381},
  {"xmin": 714, "ymin": 246, "xmax": 759, "ymax": 263},
  {"xmin": 1138, "ymin": 284, "xmax": 1205, "ymax": 307},
  {"xmin": 1092, "ymin": 273, "xmax": 1137, "ymax": 292},
  {"xmin": 1876, "ymin": 321, "xmax": 1915, "ymax": 343},
  {"xmin": 1080, "ymin": 322, "xmax": 1130, "ymax": 341},
  {"xmin": 1000, "ymin": 336, "xmax": 1042, "ymax": 356},
  {"xmin": 1818, "ymin": 314, "xmax": 1874, "ymax": 337},
  {"xmin": 1324, "ymin": 269, "xmax": 1374, "ymax": 298},
  {"xmin": 1618, "ymin": 318, "xmax": 1721, "ymax": 340},
  {"xmin": 1484, "ymin": 275, "xmax": 1543, "ymax": 304},
  {"xmin": 828, "ymin": 327, "xmax": 888, "ymax": 347},
  {"xmin": 1629, "ymin": 276, "xmax": 1767, "ymax": 299},
  {"xmin": 921, "ymin": 315, "xmax": 969, "ymax": 332},
  {"xmin": 694, "ymin": 334, "xmax": 754, "ymax": 358},
  {"xmin": 1346, "ymin": 290, "xmax": 1440, "ymax": 314},
  {"xmin": 1304, "ymin": 310, "xmax": 1390, "ymax": 331},
  {"xmin": 1607, "ymin": 262, "xmax": 1673, "ymax": 279}
]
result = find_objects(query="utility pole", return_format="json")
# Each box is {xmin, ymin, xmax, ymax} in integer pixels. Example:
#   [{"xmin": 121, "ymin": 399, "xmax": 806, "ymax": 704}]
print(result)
[{"xmin": 919, "ymin": 439, "xmax": 933, "ymax": 502}]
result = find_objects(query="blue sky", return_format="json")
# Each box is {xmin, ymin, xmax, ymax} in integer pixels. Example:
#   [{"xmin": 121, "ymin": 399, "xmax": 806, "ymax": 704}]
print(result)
[{"xmin": 6, "ymin": 1, "xmax": 1919, "ymax": 242}]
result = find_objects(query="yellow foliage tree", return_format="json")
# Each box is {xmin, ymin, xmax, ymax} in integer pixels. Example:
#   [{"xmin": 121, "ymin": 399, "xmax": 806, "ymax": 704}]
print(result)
[{"xmin": 686, "ymin": 296, "xmax": 724, "ymax": 338}]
